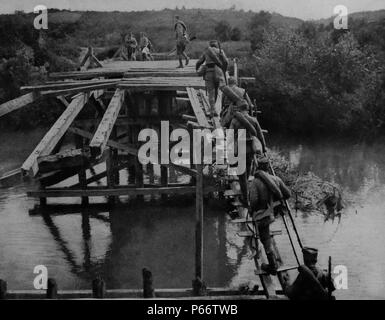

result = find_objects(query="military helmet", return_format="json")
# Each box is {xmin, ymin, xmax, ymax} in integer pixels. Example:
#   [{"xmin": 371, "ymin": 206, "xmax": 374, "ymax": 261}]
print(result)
[
  {"xmin": 302, "ymin": 247, "xmax": 318, "ymax": 265},
  {"xmin": 209, "ymin": 40, "xmax": 219, "ymax": 48}
]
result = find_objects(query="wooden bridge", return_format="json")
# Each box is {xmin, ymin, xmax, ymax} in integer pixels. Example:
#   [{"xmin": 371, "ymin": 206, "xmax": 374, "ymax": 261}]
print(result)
[{"xmin": 0, "ymin": 56, "xmax": 303, "ymax": 300}]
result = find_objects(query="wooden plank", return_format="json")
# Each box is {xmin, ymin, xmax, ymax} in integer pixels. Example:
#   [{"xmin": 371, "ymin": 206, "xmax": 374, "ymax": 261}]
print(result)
[
  {"xmin": 89, "ymin": 89, "xmax": 125, "ymax": 157},
  {"xmin": 41, "ymin": 82, "xmax": 117, "ymax": 98},
  {"xmin": 20, "ymin": 79, "xmax": 119, "ymax": 93},
  {"xmin": 212, "ymin": 91, "xmax": 222, "ymax": 128},
  {"xmin": 199, "ymin": 89, "xmax": 211, "ymax": 115},
  {"xmin": 21, "ymin": 93, "xmax": 89, "ymax": 177},
  {"xmin": 37, "ymin": 148, "xmax": 91, "ymax": 174},
  {"xmin": 186, "ymin": 87, "xmax": 210, "ymax": 128},
  {"xmin": 0, "ymin": 92, "xmax": 37, "ymax": 118},
  {"xmin": 27, "ymin": 186, "xmax": 202, "ymax": 198}
]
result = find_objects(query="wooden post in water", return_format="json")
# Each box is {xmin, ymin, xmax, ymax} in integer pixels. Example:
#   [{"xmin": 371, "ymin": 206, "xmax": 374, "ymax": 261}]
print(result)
[
  {"xmin": 160, "ymin": 166, "xmax": 168, "ymax": 201},
  {"xmin": 106, "ymin": 147, "xmax": 115, "ymax": 205},
  {"xmin": 46, "ymin": 278, "xmax": 58, "ymax": 299},
  {"xmin": 193, "ymin": 163, "xmax": 205, "ymax": 296},
  {"xmin": 142, "ymin": 268, "xmax": 155, "ymax": 298},
  {"xmin": 0, "ymin": 279, "xmax": 7, "ymax": 300},
  {"xmin": 75, "ymin": 135, "xmax": 89, "ymax": 206},
  {"xmin": 92, "ymin": 277, "xmax": 106, "ymax": 299}
]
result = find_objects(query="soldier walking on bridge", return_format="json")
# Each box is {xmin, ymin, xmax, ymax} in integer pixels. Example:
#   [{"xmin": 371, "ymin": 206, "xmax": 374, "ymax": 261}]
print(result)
[
  {"xmin": 174, "ymin": 16, "xmax": 190, "ymax": 68},
  {"xmin": 195, "ymin": 40, "xmax": 228, "ymax": 115}
]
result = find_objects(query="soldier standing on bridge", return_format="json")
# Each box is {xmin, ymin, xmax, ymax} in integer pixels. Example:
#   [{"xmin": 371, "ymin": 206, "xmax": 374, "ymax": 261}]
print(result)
[
  {"xmin": 195, "ymin": 40, "xmax": 228, "ymax": 116},
  {"xmin": 174, "ymin": 16, "xmax": 190, "ymax": 68},
  {"xmin": 139, "ymin": 32, "xmax": 153, "ymax": 61},
  {"xmin": 125, "ymin": 32, "xmax": 138, "ymax": 61}
]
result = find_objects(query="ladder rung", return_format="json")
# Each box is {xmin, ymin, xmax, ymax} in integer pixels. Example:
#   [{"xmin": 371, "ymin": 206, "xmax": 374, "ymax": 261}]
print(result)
[
  {"xmin": 236, "ymin": 230, "xmax": 282, "ymax": 237},
  {"xmin": 224, "ymin": 189, "xmax": 242, "ymax": 197},
  {"xmin": 255, "ymin": 266, "xmax": 298, "ymax": 276}
]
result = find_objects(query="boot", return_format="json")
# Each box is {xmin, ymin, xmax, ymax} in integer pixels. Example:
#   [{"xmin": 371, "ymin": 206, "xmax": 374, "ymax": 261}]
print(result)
[
  {"xmin": 177, "ymin": 58, "xmax": 184, "ymax": 68},
  {"xmin": 261, "ymin": 252, "xmax": 278, "ymax": 275},
  {"xmin": 185, "ymin": 56, "xmax": 190, "ymax": 66}
]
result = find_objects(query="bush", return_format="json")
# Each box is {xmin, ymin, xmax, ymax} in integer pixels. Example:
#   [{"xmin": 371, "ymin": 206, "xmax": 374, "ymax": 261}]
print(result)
[
  {"xmin": 230, "ymin": 27, "xmax": 242, "ymax": 41},
  {"xmin": 214, "ymin": 20, "xmax": 232, "ymax": 42}
]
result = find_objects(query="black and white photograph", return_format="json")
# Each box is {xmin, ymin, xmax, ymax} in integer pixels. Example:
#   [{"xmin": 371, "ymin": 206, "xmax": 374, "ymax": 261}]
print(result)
[{"xmin": 0, "ymin": 0, "xmax": 385, "ymax": 305}]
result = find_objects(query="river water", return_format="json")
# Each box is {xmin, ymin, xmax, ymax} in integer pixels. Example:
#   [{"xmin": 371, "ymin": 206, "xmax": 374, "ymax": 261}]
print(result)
[{"xmin": 0, "ymin": 129, "xmax": 384, "ymax": 299}]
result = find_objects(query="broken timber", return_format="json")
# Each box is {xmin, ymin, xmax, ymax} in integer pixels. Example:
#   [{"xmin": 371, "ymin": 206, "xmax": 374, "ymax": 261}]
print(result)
[
  {"xmin": 89, "ymin": 89, "xmax": 125, "ymax": 157},
  {"xmin": 21, "ymin": 93, "xmax": 90, "ymax": 177}
]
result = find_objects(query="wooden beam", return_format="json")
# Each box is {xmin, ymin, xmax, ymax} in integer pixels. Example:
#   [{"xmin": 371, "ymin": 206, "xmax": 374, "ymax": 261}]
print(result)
[
  {"xmin": 186, "ymin": 87, "xmax": 210, "ymax": 128},
  {"xmin": 21, "ymin": 93, "xmax": 89, "ymax": 177},
  {"xmin": 0, "ymin": 92, "xmax": 38, "ymax": 118},
  {"xmin": 41, "ymin": 82, "xmax": 117, "ymax": 98},
  {"xmin": 89, "ymin": 89, "xmax": 125, "ymax": 157},
  {"xmin": 27, "ymin": 186, "xmax": 209, "ymax": 198},
  {"xmin": 20, "ymin": 79, "xmax": 119, "ymax": 93},
  {"xmin": 37, "ymin": 148, "xmax": 91, "ymax": 174}
]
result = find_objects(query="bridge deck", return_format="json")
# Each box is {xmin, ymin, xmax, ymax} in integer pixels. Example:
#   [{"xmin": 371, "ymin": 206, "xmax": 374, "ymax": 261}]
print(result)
[{"xmin": 49, "ymin": 59, "xmax": 199, "ymax": 80}]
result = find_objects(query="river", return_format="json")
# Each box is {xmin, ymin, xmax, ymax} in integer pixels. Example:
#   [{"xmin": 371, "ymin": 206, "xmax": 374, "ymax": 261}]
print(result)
[{"xmin": 0, "ymin": 129, "xmax": 384, "ymax": 299}]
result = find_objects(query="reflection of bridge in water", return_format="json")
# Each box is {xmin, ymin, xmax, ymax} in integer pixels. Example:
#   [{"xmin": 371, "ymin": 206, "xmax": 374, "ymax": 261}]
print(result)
[{"xmin": 26, "ymin": 200, "xmax": 250, "ymax": 297}]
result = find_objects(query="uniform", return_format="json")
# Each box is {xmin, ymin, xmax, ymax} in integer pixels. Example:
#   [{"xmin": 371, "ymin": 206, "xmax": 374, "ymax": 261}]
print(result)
[
  {"xmin": 249, "ymin": 168, "xmax": 291, "ymax": 274},
  {"xmin": 196, "ymin": 45, "xmax": 228, "ymax": 112}
]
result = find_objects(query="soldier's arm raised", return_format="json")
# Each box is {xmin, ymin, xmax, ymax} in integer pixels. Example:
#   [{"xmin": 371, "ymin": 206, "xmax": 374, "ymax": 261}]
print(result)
[{"xmin": 196, "ymin": 53, "xmax": 205, "ymax": 71}]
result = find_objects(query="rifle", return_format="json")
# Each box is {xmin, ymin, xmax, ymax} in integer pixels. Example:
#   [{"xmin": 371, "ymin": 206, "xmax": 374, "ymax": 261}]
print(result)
[{"xmin": 217, "ymin": 41, "xmax": 228, "ymax": 85}]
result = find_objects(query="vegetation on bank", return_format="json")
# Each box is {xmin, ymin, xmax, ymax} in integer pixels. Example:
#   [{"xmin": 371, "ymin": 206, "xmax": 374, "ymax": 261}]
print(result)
[{"xmin": 0, "ymin": 8, "xmax": 385, "ymax": 138}]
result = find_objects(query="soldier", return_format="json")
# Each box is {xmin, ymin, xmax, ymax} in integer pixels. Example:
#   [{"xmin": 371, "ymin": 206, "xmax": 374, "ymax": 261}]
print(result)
[
  {"xmin": 139, "ymin": 32, "xmax": 153, "ymax": 61},
  {"xmin": 175, "ymin": 16, "xmax": 190, "ymax": 68},
  {"xmin": 249, "ymin": 157, "xmax": 291, "ymax": 275},
  {"xmin": 125, "ymin": 33, "xmax": 138, "ymax": 61},
  {"xmin": 195, "ymin": 40, "xmax": 228, "ymax": 115},
  {"xmin": 221, "ymin": 77, "xmax": 267, "ymax": 206},
  {"xmin": 285, "ymin": 247, "xmax": 336, "ymax": 300}
]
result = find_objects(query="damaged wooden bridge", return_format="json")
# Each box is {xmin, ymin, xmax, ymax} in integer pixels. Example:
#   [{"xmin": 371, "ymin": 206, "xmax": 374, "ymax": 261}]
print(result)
[
  {"xmin": 0, "ymin": 59, "xmax": 222, "ymax": 202},
  {"xmin": 0, "ymin": 56, "xmax": 297, "ymax": 300}
]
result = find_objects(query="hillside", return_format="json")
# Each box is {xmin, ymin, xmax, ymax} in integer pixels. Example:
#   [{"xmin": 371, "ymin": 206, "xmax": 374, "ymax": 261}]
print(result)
[
  {"xmin": 8, "ymin": 8, "xmax": 303, "ymax": 51},
  {"xmin": 315, "ymin": 9, "xmax": 385, "ymax": 25}
]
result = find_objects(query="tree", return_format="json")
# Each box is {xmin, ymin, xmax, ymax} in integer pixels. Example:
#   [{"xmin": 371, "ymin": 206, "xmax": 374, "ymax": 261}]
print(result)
[
  {"xmin": 230, "ymin": 27, "xmax": 242, "ymax": 41},
  {"xmin": 214, "ymin": 20, "xmax": 232, "ymax": 42},
  {"xmin": 248, "ymin": 11, "xmax": 272, "ymax": 51}
]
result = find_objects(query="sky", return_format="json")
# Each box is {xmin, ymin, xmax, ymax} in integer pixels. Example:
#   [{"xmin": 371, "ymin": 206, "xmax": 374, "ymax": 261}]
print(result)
[{"xmin": 1, "ymin": 0, "xmax": 384, "ymax": 20}]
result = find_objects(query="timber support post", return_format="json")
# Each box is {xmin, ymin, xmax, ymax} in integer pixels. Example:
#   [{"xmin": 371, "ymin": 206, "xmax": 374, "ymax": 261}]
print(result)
[
  {"xmin": 193, "ymin": 163, "xmax": 205, "ymax": 296},
  {"xmin": 92, "ymin": 277, "xmax": 106, "ymax": 299},
  {"xmin": 0, "ymin": 279, "xmax": 7, "ymax": 300},
  {"xmin": 46, "ymin": 278, "xmax": 58, "ymax": 299},
  {"xmin": 160, "ymin": 166, "xmax": 168, "ymax": 201},
  {"xmin": 106, "ymin": 147, "xmax": 116, "ymax": 205},
  {"xmin": 75, "ymin": 135, "xmax": 89, "ymax": 206},
  {"xmin": 142, "ymin": 268, "xmax": 155, "ymax": 298}
]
